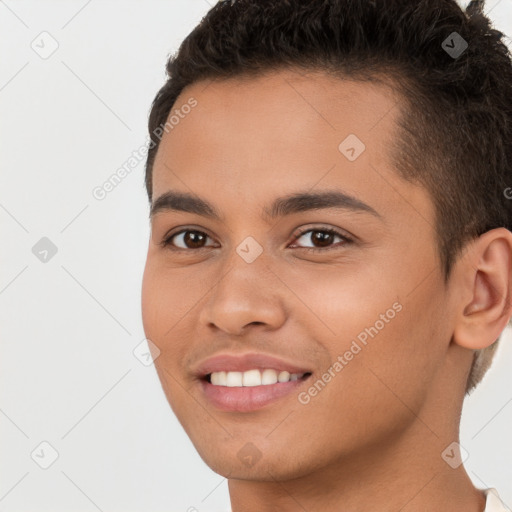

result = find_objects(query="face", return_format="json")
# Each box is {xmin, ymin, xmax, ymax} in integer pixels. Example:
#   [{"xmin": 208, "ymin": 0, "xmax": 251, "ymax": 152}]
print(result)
[{"xmin": 141, "ymin": 68, "xmax": 459, "ymax": 480}]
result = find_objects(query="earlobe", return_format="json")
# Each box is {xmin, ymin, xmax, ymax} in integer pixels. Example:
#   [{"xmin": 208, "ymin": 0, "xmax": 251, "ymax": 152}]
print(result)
[{"xmin": 453, "ymin": 228, "xmax": 512, "ymax": 350}]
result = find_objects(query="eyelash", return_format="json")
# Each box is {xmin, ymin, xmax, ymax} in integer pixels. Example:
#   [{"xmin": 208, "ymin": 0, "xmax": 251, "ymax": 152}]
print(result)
[{"xmin": 159, "ymin": 226, "xmax": 354, "ymax": 253}]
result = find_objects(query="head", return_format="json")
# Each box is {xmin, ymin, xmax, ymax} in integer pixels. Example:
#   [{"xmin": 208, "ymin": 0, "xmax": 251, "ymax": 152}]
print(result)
[{"xmin": 141, "ymin": 0, "xmax": 512, "ymax": 482}]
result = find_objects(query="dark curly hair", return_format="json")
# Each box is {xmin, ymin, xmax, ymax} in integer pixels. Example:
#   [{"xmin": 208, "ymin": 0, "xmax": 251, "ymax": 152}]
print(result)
[{"xmin": 144, "ymin": 0, "xmax": 512, "ymax": 394}]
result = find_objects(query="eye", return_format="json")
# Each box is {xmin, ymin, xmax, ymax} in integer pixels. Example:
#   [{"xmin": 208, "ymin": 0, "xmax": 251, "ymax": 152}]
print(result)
[
  {"xmin": 160, "ymin": 226, "xmax": 354, "ymax": 253},
  {"xmin": 289, "ymin": 227, "xmax": 353, "ymax": 252},
  {"xmin": 160, "ymin": 229, "xmax": 216, "ymax": 250}
]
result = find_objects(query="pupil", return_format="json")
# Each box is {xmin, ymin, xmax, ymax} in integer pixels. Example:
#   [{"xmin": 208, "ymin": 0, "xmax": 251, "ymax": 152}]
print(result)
[
  {"xmin": 185, "ymin": 231, "xmax": 205, "ymax": 248},
  {"xmin": 313, "ymin": 231, "xmax": 332, "ymax": 247}
]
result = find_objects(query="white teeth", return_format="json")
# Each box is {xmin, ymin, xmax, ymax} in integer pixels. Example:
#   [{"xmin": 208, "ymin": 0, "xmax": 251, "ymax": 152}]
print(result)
[
  {"xmin": 209, "ymin": 369, "xmax": 306, "ymax": 387},
  {"xmin": 226, "ymin": 371, "xmax": 243, "ymax": 387},
  {"xmin": 242, "ymin": 369, "xmax": 261, "ymax": 387},
  {"xmin": 210, "ymin": 371, "xmax": 226, "ymax": 385},
  {"xmin": 261, "ymin": 369, "xmax": 278, "ymax": 385},
  {"xmin": 278, "ymin": 371, "xmax": 290, "ymax": 382}
]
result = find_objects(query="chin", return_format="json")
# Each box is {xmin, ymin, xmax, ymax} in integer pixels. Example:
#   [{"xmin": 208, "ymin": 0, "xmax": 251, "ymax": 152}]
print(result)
[{"xmin": 193, "ymin": 440, "xmax": 316, "ymax": 482}]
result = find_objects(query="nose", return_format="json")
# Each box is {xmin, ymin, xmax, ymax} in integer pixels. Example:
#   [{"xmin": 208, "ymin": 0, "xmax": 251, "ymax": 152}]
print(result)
[{"xmin": 198, "ymin": 254, "xmax": 287, "ymax": 336}]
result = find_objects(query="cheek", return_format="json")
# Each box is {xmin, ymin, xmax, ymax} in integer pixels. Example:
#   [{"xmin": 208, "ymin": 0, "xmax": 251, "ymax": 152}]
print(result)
[
  {"xmin": 141, "ymin": 261, "xmax": 198, "ymax": 415},
  {"xmin": 287, "ymin": 308, "xmax": 437, "ymax": 459},
  {"xmin": 286, "ymin": 261, "xmax": 401, "ymax": 345},
  {"xmin": 141, "ymin": 259, "xmax": 184, "ymax": 377},
  {"xmin": 141, "ymin": 258, "xmax": 213, "ymax": 390},
  {"xmin": 293, "ymin": 260, "xmax": 446, "ymax": 418},
  {"xmin": 141, "ymin": 257, "xmax": 197, "ymax": 339}
]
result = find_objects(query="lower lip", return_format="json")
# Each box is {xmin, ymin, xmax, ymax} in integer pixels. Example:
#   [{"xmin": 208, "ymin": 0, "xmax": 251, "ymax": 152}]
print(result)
[{"xmin": 200, "ymin": 375, "xmax": 311, "ymax": 412}]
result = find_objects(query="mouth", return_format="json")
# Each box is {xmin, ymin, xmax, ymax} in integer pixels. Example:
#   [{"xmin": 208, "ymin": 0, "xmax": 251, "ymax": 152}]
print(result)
[
  {"xmin": 199, "ymin": 369, "xmax": 313, "ymax": 412},
  {"xmin": 192, "ymin": 352, "xmax": 314, "ymax": 412}
]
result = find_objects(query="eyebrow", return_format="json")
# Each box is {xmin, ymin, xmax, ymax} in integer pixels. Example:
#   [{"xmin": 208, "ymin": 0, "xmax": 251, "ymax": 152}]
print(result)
[{"xmin": 150, "ymin": 189, "xmax": 382, "ymax": 222}]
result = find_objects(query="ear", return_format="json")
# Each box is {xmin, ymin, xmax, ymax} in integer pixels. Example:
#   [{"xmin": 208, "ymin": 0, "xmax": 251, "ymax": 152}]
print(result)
[{"xmin": 452, "ymin": 227, "xmax": 512, "ymax": 350}]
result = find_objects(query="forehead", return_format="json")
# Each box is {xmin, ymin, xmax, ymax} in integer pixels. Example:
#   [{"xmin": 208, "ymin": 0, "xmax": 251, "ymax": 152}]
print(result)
[{"xmin": 151, "ymin": 68, "xmax": 432, "ymax": 226}]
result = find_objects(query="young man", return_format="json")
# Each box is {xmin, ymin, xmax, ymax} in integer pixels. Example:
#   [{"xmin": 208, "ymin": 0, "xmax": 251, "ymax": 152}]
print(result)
[{"xmin": 141, "ymin": 0, "xmax": 512, "ymax": 509}]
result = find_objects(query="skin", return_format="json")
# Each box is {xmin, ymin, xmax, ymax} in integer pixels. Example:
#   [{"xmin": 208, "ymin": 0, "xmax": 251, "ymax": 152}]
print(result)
[{"xmin": 141, "ymin": 68, "xmax": 512, "ymax": 511}]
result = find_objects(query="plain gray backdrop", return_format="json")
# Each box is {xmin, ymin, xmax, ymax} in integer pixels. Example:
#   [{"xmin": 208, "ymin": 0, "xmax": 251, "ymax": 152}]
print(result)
[{"xmin": 1, "ymin": 0, "xmax": 512, "ymax": 510}]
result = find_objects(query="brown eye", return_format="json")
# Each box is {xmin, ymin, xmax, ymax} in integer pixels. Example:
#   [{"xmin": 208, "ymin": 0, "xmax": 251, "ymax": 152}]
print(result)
[
  {"xmin": 290, "ymin": 227, "xmax": 353, "ymax": 252},
  {"xmin": 162, "ymin": 230, "xmax": 215, "ymax": 250}
]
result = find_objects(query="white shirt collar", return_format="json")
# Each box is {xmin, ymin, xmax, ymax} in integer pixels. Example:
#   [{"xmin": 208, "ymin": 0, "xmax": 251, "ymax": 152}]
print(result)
[{"xmin": 484, "ymin": 488, "xmax": 509, "ymax": 512}]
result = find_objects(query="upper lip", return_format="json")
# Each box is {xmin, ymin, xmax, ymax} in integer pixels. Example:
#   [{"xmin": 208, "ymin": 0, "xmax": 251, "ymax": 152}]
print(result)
[{"xmin": 194, "ymin": 352, "xmax": 313, "ymax": 378}]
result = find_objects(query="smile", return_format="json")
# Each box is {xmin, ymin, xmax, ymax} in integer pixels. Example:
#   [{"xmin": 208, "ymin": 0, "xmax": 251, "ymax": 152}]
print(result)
[{"xmin": 200, "ymin": 371, "xmax": 312, "ymax": 412}]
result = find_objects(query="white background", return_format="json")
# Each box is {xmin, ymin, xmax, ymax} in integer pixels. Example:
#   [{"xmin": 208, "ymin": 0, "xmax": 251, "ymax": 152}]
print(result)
[{"xmin": 1, "ymin": 1, "xmax": 511, "ymax": 510}]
